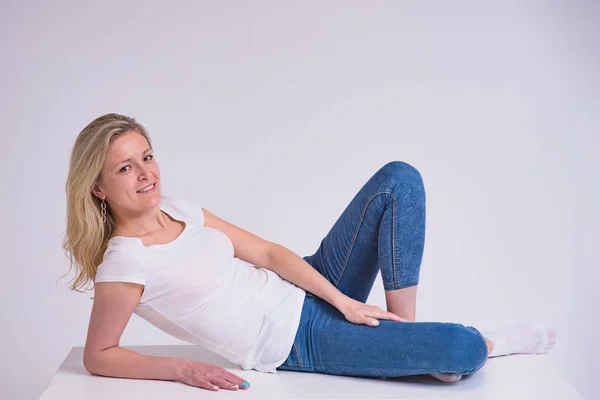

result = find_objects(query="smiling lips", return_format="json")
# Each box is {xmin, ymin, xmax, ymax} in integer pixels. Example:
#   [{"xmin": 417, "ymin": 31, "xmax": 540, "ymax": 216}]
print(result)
[{"xmin": 137, "ymin": 182, "xmax": 156, "ymax": 193}]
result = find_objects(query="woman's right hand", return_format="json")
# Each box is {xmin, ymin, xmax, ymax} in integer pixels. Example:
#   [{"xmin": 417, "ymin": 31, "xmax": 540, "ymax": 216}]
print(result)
[{"xmin": 177, "ymin": 359, "xmax": 250, "ymax": 391}]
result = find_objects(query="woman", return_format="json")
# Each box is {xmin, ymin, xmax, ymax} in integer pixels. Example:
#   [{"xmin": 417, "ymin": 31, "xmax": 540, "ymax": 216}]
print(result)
[{"xmin": 62, "ymin": 113, "xmax": 556, "ymax": 392}]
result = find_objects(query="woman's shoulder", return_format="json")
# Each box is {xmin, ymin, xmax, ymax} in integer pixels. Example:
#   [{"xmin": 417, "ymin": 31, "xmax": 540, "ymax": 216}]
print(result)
[
  {"xmin": 161, "ymin": 195, "xmax": 205, "ymax": 227},
  {"xmin": 103, "ymin": 238, "xmax": 139, "ymax": 259}
]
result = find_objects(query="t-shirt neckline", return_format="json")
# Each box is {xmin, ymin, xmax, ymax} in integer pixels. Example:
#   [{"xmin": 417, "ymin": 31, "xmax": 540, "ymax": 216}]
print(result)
[{"xmin": 108, "ymin": 197, "xmax": 189, "ymax": 249}]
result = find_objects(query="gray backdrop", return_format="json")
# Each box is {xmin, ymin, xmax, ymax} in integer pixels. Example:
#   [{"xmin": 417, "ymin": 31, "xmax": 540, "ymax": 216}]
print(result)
[{"xmin": 1, "ymin": 1, "xmax": 598, "ymax": 399}]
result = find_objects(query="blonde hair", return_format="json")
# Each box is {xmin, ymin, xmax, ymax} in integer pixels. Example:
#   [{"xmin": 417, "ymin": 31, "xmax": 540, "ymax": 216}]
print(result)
[{"xmin": 60, "ymin": 113, "xmax": 153, "ymax": 293}]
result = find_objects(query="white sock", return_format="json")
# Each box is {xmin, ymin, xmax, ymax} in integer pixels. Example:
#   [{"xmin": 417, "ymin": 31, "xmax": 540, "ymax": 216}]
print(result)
[
  {"xmin": 481, "ymin": 323, "xmax": 556, "ymax": 358},
  {"xmin": 429, "ymin": 372, "xmax": 462, "ymax": 383}
]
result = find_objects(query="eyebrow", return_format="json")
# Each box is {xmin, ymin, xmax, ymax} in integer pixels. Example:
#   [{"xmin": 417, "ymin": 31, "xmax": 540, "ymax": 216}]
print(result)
[{"xmin": 118, "ymin": 147, "xmax": 152, "ymax": 165}]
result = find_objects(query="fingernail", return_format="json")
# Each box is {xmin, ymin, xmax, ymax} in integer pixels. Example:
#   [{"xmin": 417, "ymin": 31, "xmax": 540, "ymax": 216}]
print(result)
[
  {"xmin": 232, "ymin": 384, "xmax": 239, "ymax": 388},
  {"xmin": 241, "ymin": 381, "xmax": 249, "ymax": 388},
  {"xmin": 371, "ymin": 320, "xmax": 379, "ymax": 326},
  {"xmin": 213, "ymin": 386, "xmax": 219, "ymax": 390}
]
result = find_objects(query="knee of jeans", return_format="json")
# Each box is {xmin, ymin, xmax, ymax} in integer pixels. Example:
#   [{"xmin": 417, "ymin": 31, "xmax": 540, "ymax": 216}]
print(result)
[
  {"xmin": 378, "ymin": 161, "xmax": 424, "ymax": 196},
  {"xmin": 445, "ymin": 324, "xmax": 488, "ymax": 375}
]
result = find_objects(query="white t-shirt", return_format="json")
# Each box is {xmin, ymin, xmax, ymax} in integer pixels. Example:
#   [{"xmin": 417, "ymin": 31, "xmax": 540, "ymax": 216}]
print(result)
[{"xmin": 94, "ymin": 195, "xmax": 306, "ymax": 373}]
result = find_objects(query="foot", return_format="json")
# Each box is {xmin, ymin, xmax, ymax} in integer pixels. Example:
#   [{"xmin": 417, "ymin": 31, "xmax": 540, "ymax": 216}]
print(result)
[{"xmin": 482, "ymin": 323, "xmax": 556, "ymax": 358}]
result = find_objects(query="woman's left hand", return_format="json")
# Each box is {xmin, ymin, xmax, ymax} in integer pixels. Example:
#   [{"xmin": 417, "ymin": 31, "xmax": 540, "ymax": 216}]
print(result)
[{"xmin": 339, "ymin": 297, "xmax": 410, "ymax": 327}]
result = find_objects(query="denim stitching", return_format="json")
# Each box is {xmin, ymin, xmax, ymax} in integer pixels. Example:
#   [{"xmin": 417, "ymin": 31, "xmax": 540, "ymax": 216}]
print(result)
[
  {"xmin": 383, "ymin": 279, "xmax": 419, "ymax": 291},
  {"xmin": 334, "ymin": 190, "xmax": 397, "ymax": 288},
  {"xmin": 313, "ymin": 365, "xmax": 460, "ymax": 373},
  {"xmin": 293, "ymin": 341, "xmax": 302, "ymax": 367},
  {"xmin": 392, "ymin": 195, "xmax": 397, "ymax": 288},
  {"xmin": 289, "ymin": 361, "xmax": 476, "ymax": 374},
  {"xmin": 282, "ymin": 341, "xmax": 302, "ymax": 367}
]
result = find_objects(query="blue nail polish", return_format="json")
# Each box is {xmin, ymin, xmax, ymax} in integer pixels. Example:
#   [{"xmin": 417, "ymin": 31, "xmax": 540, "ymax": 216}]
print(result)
[{"xmin": 241, "ymin": 381, "xmax": 249, "ymax": 388}]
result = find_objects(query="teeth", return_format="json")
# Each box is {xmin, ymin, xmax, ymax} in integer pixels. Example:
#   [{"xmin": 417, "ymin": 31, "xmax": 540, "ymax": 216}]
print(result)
[{"xmin": 138, "ymin": 183, "xmax": 154, "ymax": 193}]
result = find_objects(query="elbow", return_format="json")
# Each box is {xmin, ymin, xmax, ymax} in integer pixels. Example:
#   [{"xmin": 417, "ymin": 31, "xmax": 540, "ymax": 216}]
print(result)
[
  {"xmin": 83, "ymin": 354, "xmax": 95, "ymax": 375},
  {"xmin": 83, "ymin": 350, "xmax": 101, "ymax": 375},
  {"xmin": 83, "ymin": 358, "xmax": 96, "ymax": 375}
]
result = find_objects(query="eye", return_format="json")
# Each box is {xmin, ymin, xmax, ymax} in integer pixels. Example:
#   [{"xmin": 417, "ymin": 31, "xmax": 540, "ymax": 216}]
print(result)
[{"xmin": 119, "ymin": 155, "xmax": 153, "ymax": 173}]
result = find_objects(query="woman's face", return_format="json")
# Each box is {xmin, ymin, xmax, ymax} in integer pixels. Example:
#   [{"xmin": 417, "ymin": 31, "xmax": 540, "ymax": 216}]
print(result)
[{"xmin": 93, "ymin": 130, "xmax": 161, "ymax": 216}]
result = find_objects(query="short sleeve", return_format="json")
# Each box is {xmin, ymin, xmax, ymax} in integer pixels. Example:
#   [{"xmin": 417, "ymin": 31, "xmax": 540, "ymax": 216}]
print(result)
[
  {"xmin": 95, "ymin": 248, "xmax": 146, "ymax": 285},
  {"xmin": 181, "ymin": 198, "xmax": 204, "ymax": 227},
  {"xmin": 162, "ymin": 195, "xmax": 204, "ymax": 227}
]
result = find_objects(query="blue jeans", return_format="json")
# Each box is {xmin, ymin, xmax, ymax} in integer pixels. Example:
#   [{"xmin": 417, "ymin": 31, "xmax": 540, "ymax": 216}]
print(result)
[{"xmin": 276, "ymin": 161, "xmax": 488, "ymax": 377}]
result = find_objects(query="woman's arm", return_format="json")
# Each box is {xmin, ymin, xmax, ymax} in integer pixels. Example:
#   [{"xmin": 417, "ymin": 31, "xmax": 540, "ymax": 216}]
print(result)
[
  {"xmin": 200, "ymin": 209, "xmax": 404, "ymax": 326},
  {"xmin": 266, "ymin": 244, "xmax": 407, "ymax": 326},
  {"xmin": 85, "ymin": 344, "xmax": 182, "ymax": 380},
  {"xmin": 265, "ymin": 244, "xmax": 351, "ymax": 310},
  {"xmin": 84, "ymin": 282, "xmax": 248, "ymax": 391},
  {"xmin": 201, "ymin": 207, "xmax": 348, "ymax": 307}
]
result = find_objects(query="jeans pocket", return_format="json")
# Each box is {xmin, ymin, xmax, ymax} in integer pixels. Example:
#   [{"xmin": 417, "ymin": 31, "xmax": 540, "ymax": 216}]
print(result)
[{"xmin": 282, "ymin": 340, "xmax": 302, "ymax": 367}]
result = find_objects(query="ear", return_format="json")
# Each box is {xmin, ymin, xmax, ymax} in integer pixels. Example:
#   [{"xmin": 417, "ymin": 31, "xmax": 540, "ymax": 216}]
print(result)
[{"xmin": 91, "ymin": 182, "xmax": 105, "ymax": 200}]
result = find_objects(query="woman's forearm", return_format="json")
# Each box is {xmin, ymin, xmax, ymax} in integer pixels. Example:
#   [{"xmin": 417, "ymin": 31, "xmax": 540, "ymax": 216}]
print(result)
[
  {"xmin": 266, "ymin": 244, "xmax": 351, "ymax": 311},
  {"xmin": 84, "ymin": 345, "xmax": 185, "ymax": 382}
]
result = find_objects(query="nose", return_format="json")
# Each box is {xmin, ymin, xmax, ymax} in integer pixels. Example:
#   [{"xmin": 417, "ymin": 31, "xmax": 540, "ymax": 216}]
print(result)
[{"xmin": 138, "ymin": 165, "xmax": 152, "ymax": 180}]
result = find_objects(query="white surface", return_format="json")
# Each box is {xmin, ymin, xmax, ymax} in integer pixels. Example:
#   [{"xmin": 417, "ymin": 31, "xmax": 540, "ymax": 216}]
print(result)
[
  {"xmin": 38, "ymin": 345, "xmax": 582, "ymax": 400},
  {"xmin": 1, "ymin": 1, "xmax": 598, "ymax": 400}
]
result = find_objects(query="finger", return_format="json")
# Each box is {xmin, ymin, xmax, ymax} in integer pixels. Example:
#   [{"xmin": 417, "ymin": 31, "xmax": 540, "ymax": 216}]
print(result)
[
  {"xmin": 372, "ymin": 307, "xmax": 405, "ymax": 322},
  {"xmin": 196, "ymin": 380, "xmax": 220, "ymax": 391},
  {"xmin": 387, "ymin": 311, "xmax": 410, "ymax": 322},
  {"xmin": 365, "ymin": 308, "xmax": 401, "ymax": 325},
  {"xmin": 358, "ymin": 307, "xmax": 378, "ymax": 326},
  {"xmin": 212, "ymin": 377, "xmax": 239, "ymax": 391},
  {"xmin": 222, "ymin": 370, "xmax": 248, "ymax": 387}
]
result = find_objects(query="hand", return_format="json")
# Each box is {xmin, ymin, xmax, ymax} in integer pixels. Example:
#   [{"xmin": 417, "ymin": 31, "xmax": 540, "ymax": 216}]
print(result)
[
  {"xmin": 177, "ymin": 359, "xmax": 250, "ymax": 391},
  {"xmin": 340, "ymin": 297, "xmax": 410, "ymax": 327}
]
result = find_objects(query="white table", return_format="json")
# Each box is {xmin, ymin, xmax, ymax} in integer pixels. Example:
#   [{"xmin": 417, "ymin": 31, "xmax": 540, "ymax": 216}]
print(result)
[{"xmin": 39, "ymin": 345, "xmax": 583, "ymax": 399}]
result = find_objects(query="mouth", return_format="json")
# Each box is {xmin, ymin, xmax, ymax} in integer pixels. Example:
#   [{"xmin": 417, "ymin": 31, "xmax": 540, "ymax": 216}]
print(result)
[{"xmin": 137, "ymin": 182, "xmax": 156, "ymax": 193}]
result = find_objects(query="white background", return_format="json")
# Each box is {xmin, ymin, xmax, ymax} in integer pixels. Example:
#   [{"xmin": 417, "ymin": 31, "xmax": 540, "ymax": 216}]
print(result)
[{"xmin": 1, "ymin": 1, "xmax": 598, "ymax": 399}]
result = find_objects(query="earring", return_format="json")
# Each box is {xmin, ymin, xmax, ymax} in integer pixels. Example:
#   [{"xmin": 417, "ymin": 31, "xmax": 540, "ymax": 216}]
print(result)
[{"xmin": 101, "ymin": 198, "xmax": 107, "ymax": 224}]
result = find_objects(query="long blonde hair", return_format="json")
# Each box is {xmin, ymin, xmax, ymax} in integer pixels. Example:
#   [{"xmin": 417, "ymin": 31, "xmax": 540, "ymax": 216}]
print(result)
[{"xmin": 60, "ymin": 113, "xmax": 153, "ymax": 293}]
